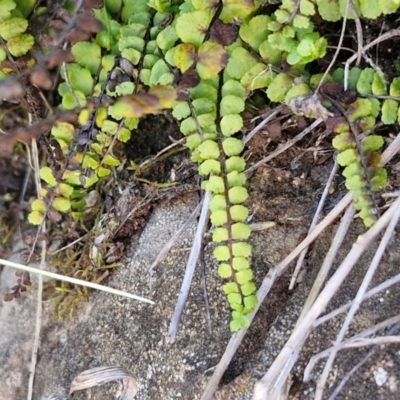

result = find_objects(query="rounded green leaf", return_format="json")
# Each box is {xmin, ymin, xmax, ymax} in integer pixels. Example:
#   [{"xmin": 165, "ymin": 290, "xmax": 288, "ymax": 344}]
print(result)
[
  {"xmin": 316, "ymin": 0, "xmax": 341, "ymax": 21},
  {"xmin": 218, "ymin": 263, "xmax": 232, "ymax": 278},
  {"xmin": 232, "ymin": 256, "xmax": 249, "ymax": 271},
  {"xmin": 225, "ymin": 47, "xmax": 258, "ymax": 80},
  {"xmin": 209, "ymin": 194, "xmax": 227, "ymax": 211},
  {"xmin": 173, "ymin": 101, "xmax": 191, "ymax": 120},
  {"xmin": 345, "ymin": 174, "xmax": 367, "ymax": 191},
  {"xmin": 227, "ymin": 171, "xmax": 246, "ymax": 187},
  {"xmin": 236, "ymin": 268, "xmax": 253, "ymax": 285},
  {"xmin": 226, "ymin": 156, "xmax": 246, "ymax": 172},
  {"xmin": 222, "ymin": 137, "xmax": 244, "ymax": 156},
  {"xmin": 103, "ymin": 154, "xmax": 121, "ymax": 167},
  {"xmin": 239, "ymin": 15, "xmax": 271, "ymax": 50},
  {"xmin": 222, "ymin": 80, "xmax": 246, "ymax": 98},
  {"xmin": 230, "ymin": 314, "xmax": 250, "ymax": 331},
  {"xmin": 192, "ymin": 98, "xmax": 216, "ymax": 115},
  {"xmin": 220, "ymin": 0, "xmax": 255, "ymax": 23},
  {"xmin": 220, "ymin": 95, "xmax": 245, "ymax": 116},
  {"xmin": 243, "ymin": 294, "xmax": 257, "ymax": 310},
  {"xmin": 241, "ymin": 63, "xmax": 274, "ymax": 91},
  {"xmin": 357, "ymin": 68, "xmax": 375, "ymax": 94},
  {"xmin": 232, "ymin": 242, "xmax": 252, "ymax": 257},
  {"xmin": 213, "ymin": 227, "xmax": 229, "ymax": 242},
  {"xmin": 227, "ymin": 292, "xmax": 242, "ymax": 305},
  {"xmin": 230, "ymin": 205, "xmax": 249, "ymax": 221},
  {"xmin": 211, "ymin": 209, "xmax": 228, "ymax": 226},
  {"xmin": 53, "ymin": 197, "xmax": 71, "ymax": 213},
  {"xmin": 198, "ymin": 159, "xmax": 221, "ymax": 175},
  {"xmin": 381, "ymin": 99, "xmax": 398, "ymax": 125},
  {"xmin": 332, "ymin": 131, "xmax": 356, "ymax": 151},
  {"xmin": 241, "ymin": 282, "xmax": 256, "ymax": 296},
  {"xmin": 31, "ymin": 199, "xmax": 46, "ymax": 213},
  {"xmin": 175, "ymin": 10, "xmax": 211, "ymax": 48},
  {"xmin": 228, "ymin": 186, "xmax": 248, "ymax": 204},
  {"xmin": 214, "ymin": 245, "xmax": 230, "ymax": 261},
  {"xmin": 204, "ymin": 176, "xmax": 225, "ymax": 193},
  {"xmin": 51, "ymin": 122, "xmax": 75, "ymax": 144},
  {"xmin": 180, "ymin": 117, "xmax": 197, "ymax": 135},
  {"xmin": 348, "ymin": 98, "xmax": 373, "ymax": 122},
  {"xmin": 40, "ymin": 166, "xmax": 57, "ymax": 187},
  {"xmin": 98, "ymin": 167, "xmax": 111, "ymax": 177},
  {"xmin": 7, "ymin": 33, "xmax": 34, "ymax": 57},
  {"xmin": 0, "ymin": 17, "xmax": 28, "ymax": 40},
  {"xmin": 28, "ymin": 211, "xmax": 44, "ymax": 225},
  {"xmin": 221, "ymin": 114, "xmax": 244, "ymax": 137},
  {"xmin": 186, "ymin": 133, "xmax": 202, "ymax": 149},
  {"xmin": 361, "ymin": 135, "xmax": 384, "ymax": 155},
  {"xmin": 267, "ymin": 73, "xmax": 293, "ymax": 102},
  {"xmin": 56, "ymin": 183, "xmax": 74, "ymax": 198},
  {"xmin": 198, "ymin": 140, "xmax": 220, "ymax": 159},
  {"xmin": 118, "ymin": 127, "xmax": 131, "ymax": 143},
  {"xmin": 336, "ymin": 148, "xmax": 360, "ymax": 167},
  {"xmin": 372, "ymin": 72, "xmax": 386, "ymax": 95},
  {"xmin": 223, "ymin": 282, "xmax": 239, "ymax": 294},
  {"xmin": 174, "ymin": 43, "xmax": 196, "ymax": 72},
  {"xmin": 156, "ymin": 25, "xmax": 178, "ymax": 49},
  {"xmin": 284, "ymin": 83, "xmax": 312, "ymax": 104},
  {"xmin": 71, "ymin": 42, "xmax": 102, "ymax": 75},
  {"xmin": 232, "ymin": 222, "xmax": 251, "ymax": 240}
]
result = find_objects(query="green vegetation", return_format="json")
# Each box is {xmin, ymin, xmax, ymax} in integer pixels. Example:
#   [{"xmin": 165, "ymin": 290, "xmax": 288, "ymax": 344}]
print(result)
[{"xmin": 1, "ymin": 0, "xmax": 399, "ymax": 330}]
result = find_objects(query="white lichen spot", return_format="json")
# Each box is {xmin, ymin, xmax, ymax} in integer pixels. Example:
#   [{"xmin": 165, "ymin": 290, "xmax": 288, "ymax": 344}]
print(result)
[{"xmin": 373, "ymin": 367, "xmax": 388, "ymax": 386}]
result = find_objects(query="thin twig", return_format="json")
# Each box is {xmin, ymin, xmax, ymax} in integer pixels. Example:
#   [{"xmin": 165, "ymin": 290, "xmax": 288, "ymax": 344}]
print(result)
[
  {"xmin": 289, "ymin": 160, "xmax": 339, "ymax": 290},
  {"xmin": 27, "ymin": 138, "xmax": 44, "ymax": 400},
  {"xmin": 245, "ymin": 118, "xmax": 323, "ymax": 174},
  {"xmin": 315, "ymin": 0, "xmax": 349, "ymax": 93},
  {"xmin": 348, "ymin": 0, "xmax": 363, "ymax": 66},
  {"xmin": 243, "ymin": 105, "xmax": 283, "ymax": 144},
  {"xmin": 167, "ymin": 191, "xmax": 211, "ymax": 341},
  {"xmin": 0, "ymin": 257, "xmax": 154, "ymax": 304}
]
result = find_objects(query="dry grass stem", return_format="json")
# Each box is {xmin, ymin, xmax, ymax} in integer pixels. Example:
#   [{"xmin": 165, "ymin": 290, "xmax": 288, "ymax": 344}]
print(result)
[
  {"xmin": 0, "ymin": 257, "xmax": 154, "ymax": 303},
  {"xmin": 305, "ymin": 314, "xmax": 400, "ymax": 381},
  {"xmin": 314, "ymin": 198, "xmax": 400, "ymax": 399},
  {"xmin": 315, "ymin": 273, "xmax": 400, "ymax": 327},
  {"xmin": 243, "ymin": 105, "xmax": 284, "ymax": 144},
  {"xmin": 167, "ymin": 191, "xmax": 211, "ymax": 341},
  {"xmin": 252, "ymin": 195, "xmax": 400, "ymax": 400},
  {"xmin": 28, "ymin": 137, "xmax": 45, "ymax": 400},
  {"xmin": 289, "ymin": 160, "xmax": 339, "ymax": 290},
  {"xmin": 328, "ymin": 321, "xmax": 400, "ymax": 400},
  {"xmin": 344, "ymin": 29, "xmax": 400, "ymax": 90},
  {"xmin": 245, "ymin": 118, "xmax": 324, "ymax": 174}
]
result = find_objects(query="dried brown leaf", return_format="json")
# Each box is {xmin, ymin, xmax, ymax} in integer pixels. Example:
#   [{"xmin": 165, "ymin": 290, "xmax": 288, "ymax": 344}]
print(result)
[
  {"xmin": 209, "ymin": 19, "xmax": 238, "ymax": 46},
  {"xmin": 47, "ymin": 49, "xmax": 75, "ymax": 69},
  {"xmin": 69, "ymin": 366, "xmax": 137, "ymax": 400},
  {"xmin": 75, "ymin": 12, "xmax": 103, "ymax": 33},
  {"xmin": 30, "ymin": 67, "xmax": 53, "ymax": 90}
]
